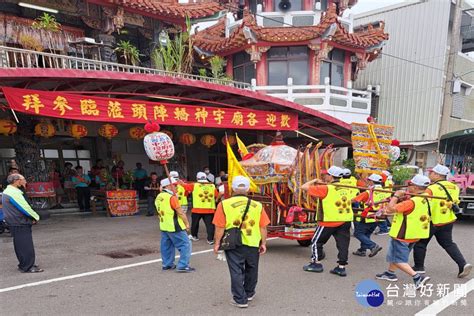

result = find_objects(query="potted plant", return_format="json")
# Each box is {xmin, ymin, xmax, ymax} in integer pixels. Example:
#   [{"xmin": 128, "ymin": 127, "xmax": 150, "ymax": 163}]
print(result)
[
  {"xmin": 31, "ymin": 12, "xmax": 62, "ymax": 68},
  {"xmin": 115, "ymin": 40, "xmax": 141, "ymax": 66}
]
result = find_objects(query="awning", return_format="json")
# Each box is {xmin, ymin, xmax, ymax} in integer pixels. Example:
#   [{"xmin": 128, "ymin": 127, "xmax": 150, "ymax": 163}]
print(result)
[{"xmin": 439, "ymin": 128, "xmax": 474, "ymax": 155}]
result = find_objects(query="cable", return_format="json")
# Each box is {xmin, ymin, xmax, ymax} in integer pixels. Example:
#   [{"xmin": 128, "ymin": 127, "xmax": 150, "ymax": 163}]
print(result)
[{"xmin": 379, "ymin": 52, "xmax": 446, "ymax": 72}]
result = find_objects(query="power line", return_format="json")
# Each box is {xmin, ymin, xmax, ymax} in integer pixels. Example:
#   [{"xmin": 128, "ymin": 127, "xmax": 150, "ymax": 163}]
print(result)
[{"xmin": 379, "ymin": 52, "xmax": 446, "ymax": 73}]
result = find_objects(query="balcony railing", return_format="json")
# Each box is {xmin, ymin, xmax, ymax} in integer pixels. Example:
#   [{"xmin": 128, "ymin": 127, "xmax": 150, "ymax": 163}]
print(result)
[
  {"xmin": 0, "ymin": 46, "xmax": 251, "ymax": 90},
  {"xmin": 251, "ymin": 77, "xmax": 372, "ymax": 123}
]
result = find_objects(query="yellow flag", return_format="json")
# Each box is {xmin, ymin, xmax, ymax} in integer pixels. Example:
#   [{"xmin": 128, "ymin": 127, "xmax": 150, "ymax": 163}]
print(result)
[
  {"xmin": 236, "ymin": 133, "xmax": 249, "ymax": 159},
  {"xmin": 227, "ymin": 139, "xmax": 258, "ymax": 193}
]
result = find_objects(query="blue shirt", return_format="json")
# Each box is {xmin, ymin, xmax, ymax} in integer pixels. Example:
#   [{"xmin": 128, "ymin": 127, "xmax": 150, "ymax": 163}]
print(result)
[
  {"xmin": 72, "ymin": 174, "xmax": 91, "ymax": 188},
  {"xmin": 133, "ymin": 168, "xmax": 147, "ymax": 180}
]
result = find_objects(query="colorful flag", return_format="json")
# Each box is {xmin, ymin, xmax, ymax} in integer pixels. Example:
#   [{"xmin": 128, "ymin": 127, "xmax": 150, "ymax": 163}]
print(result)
[
  {"xmin": 227, "ymin": 139, "xmax": 258, "ymax": 193},
  {"xmin": 236, "ymin": 133, "xmax": 249, "ymax": 159}
]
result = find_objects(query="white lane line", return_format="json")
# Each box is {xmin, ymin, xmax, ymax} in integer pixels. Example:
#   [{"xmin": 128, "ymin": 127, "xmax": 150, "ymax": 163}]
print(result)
[
  {"xmin": 414, "ymin": 278, "xmax": 474, "ymax": 316},
  {"xmin": 0, "ymin": 237, "xmax": 279, "ymax": 294}
]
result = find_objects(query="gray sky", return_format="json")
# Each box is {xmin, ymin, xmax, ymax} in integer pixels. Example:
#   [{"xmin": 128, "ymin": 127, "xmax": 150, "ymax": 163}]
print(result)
[{"xmin": 350, "ymin": 0, "xmax": 409, "ymax": 14}]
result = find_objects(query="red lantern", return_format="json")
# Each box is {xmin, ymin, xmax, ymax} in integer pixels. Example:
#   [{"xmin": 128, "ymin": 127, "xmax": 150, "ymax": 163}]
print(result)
[
  {"xmin": 144, "ymin": 132, "xmax": 175, "ymax": 163},
  {"xmin": 161, "ymin": 130, "xmax": 173, "ymax": 140},
  {"xmin": 129, "ymin": 126, "xmax": 147, "ymax": 140},
  {"xmin": 222, "ymin": 135, "xmax": 236, "ymax": 146},
  {"xmin": 201, "ymin": 134, "xmax": 216, "ymax": 148},
  {"xmin": 0, "ymin": 119, "xmax": 17, "ymax": 136},
  {"xmin": 179, "ymin": 133, "xmax": 196, "ymax": 146},
  {"xmin": 98, "ymin": 124, "xmax": 118, "ymax": 140},
  {"xmin": 69, "ymin": 124, "xmax": 88, "ymax": 139},
  {"xmin": 34, "ymin": 122, "xmax": 55, "ymax": 138}
]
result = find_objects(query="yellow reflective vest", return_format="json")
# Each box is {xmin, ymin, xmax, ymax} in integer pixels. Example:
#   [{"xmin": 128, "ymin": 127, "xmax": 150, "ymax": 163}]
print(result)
[
  {"xmin": 177, "ymin": 184, "xmax": 188, "ymax": 206},
  {"xmin": 192, "ymin": 183, "xmax": 216, "ymax": 210},
  {"xmin": 319, "ymin": 184, "xmax": 353, "ymax": 222},
  {"xmin": 339, "ymin": 177, "xmax": 359, "ymax": 200},
  {"xmin": 223, "ymin": 196, "xmax": 263, "ymax": 248},
  {"xmin": 356, "ymin": 187, "xmax": 392, "ymax": 223},
  {"xmin": 389, "ymin": 196, "xmax": 430, "ymax": 240},
  {"xmin": 428, "ymin": 180, "xmax": 459, "ymax": 225},
  {"xmin": 155, "ymin": 191, "xmax": 186, "ymax": 232}
]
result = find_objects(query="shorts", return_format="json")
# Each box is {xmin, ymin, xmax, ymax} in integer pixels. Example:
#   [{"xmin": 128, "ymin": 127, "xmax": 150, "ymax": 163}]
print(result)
[{"xmin": 386, "ymin": 238, "xmax": 415, "ymax": 264}]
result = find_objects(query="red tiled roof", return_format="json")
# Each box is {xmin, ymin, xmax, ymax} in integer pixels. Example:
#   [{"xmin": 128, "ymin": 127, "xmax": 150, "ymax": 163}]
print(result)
[
  {"xmin": 104, "ymin": 0, "xmax": 223, "ymax": 19},
  {"xmin": 193, "ymin": 4, "xmax": 388, "ymax": 54}
]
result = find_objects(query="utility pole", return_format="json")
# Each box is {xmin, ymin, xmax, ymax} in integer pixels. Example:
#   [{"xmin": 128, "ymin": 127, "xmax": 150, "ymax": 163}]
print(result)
[{"xmin": 439, "ymin": 0, "xmax": 463, "ymax": 138}]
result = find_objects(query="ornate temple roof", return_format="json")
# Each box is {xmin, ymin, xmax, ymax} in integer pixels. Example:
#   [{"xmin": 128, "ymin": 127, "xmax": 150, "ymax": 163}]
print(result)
[
  {"xmin": 103, "ymin": 0, "xmax": 224, "ymax": 20},
  {"xmin": 193, "ymin": 4, "xmax": 388, "ymax": 55}
]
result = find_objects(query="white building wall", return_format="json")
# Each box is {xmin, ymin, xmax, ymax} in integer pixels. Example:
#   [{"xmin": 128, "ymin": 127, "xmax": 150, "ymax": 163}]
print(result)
[{"xmin": 354, "ymin": 0, "xmax": 451, "ymax": 142}]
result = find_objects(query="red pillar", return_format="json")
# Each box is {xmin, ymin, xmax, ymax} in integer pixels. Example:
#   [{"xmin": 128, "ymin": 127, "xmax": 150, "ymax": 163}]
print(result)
[
  {"xmin": 264, "ymin": 0, "xmax": 273, "ymax": 12},
  {"xmin": 226, "ymin": 56, "xmax": 233, "ymax": 78},
  {"xmin": 309, "ymin": 49, "xmax": 319, "ymax": 85},
  {"xmin": 344, "ymin": 51, "xmax": 351, "ymax": 88},
  {"xmin": 256, "ymin": 52, "xmax": 268, "ymax": 86},
  {"xmin": 303, "ymin": 0, "xmax": 313, "ymax": 10}
]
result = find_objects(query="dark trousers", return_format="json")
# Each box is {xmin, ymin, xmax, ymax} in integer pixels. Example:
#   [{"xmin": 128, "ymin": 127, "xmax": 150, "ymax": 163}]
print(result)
[
  {"xmin": 413, "ymin": 223, "xmax": 466, "ymax": 269},
  {"xmin": 76, "ymin": 186, "xmax": 91, "ymax": 211},
  {"xmin": 10, "ymin": 225, "xmax": 36, "ymax": 272},
  {"xmin": 147, "ymin": 195, "xmax": 157, "ymax": 215},
  {"xmin": 135, "ymin": 179, "xmax": 146, "ymax": 199},
  {"xmin": 225, "ymin": 245, "xmax": 260, "ymax": 304},
  {"xmin": 354, "ymin": 221, "xmax": 378, "ymax": 251},
  {"xmin": 311, "ymin": 222, "xmax": 351, "ymax": 265},
  {"xmin": 191, "ymin": 213, "xmax": 214, "ymax": 241}
]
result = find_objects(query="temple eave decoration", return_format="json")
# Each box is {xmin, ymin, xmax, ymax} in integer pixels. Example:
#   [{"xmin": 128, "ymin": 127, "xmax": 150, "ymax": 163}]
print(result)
[{"xmin": 193, "ymin": 3, "xmax": 388, "ymax": 57}]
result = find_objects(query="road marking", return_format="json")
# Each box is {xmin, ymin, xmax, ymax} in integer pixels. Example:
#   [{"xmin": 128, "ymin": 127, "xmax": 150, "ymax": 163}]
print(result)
[
  {"xmin": 414, "ymin": 278, "xmax": 474, "ymax": 316},
  {"xmin": 0, "ymin": 237, "xmax": 279, "ymax": 294}
]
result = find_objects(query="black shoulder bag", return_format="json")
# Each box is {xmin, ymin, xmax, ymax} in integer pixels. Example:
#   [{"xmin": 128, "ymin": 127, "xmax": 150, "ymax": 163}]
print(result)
[
  {"xmin": 219, "ymin": 198, "xmax": 251, "ymax": 251},
  {"xmin": 436, "ymin": 182, "xmax": 461, "ymax": 215}
]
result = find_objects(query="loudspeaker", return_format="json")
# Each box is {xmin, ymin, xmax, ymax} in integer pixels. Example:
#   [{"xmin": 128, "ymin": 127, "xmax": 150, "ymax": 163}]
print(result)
[{"xmin": 278, "ymin": 0, "xmax": 291, "ymax": 12}]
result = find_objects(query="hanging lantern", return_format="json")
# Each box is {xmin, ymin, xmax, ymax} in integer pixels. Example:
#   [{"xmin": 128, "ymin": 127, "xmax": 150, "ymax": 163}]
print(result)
[
  {"xmin": 143, "ymin": 122, "xmax": 175, "ymax": 163},
  {"xmin": 34, "ymin": 122, "xmax": 55, "ymax": 138},
  {"xmin": 69, "ymin": 124, "xmax": 88, "ymax": 139},
  {"xmin": 98, "ymin": 124, "xmax": 118, "ymax": 140},
  {"xmin": 200, "ymin": 134, "xmax": 217, "ymax": 148},
  {"xmin": 129, "ymin": 126, "xmax": 147, "ymax": 140},
  {"xmin": 0, "ymin": 119, "xmax": 17, "ymax": 136},
  {"xmin": 161, "ymin": 130, "xmax": 173, "ymax": 140},
  {"xmin": 179, "ymin": 133, "xmax": 196, "ymax": 146},
  {"xmin": 222, "ymin": 135, "xmax": 236, "ymax": 146}
]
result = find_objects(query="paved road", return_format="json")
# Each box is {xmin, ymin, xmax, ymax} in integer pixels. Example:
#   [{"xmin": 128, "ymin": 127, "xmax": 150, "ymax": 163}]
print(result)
[{"xmin": 1, "ymin": 214, "xmax": 473, "ymax": 315}]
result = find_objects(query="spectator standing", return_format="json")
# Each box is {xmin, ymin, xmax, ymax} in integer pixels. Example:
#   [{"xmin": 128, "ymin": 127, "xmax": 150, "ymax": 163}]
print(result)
[
  {"xmin": 203, "ymin": 166, "xmax": 215, "ymax": 184},
  {"xmin": 63, "ymin": 162, "xmax": 76, "ymax": 202},
  {"xmin": 2, "ymin": 167, "xmax": 19, "ymax": 190},
  {"xmin": 90, "ymin": 159, "xmax": 104, "ymax": 189},
  {"xmin": 2, "ymin": 173, "xmax": 43, "ymax": 273},
  {"xmin": 215, "ymin": 170, "xmax": 227, "ymax": 186},
  {"xmin": 133, "ymin": 163, "xmax": 148, "ymax": 199},
  {"xmin": 111, "ymin": 160, "xmax": 125, "ymax": 188},
  {"xmin": 145, "ymin": 172, "xmax": 160, "ymax": 216},
  {"xmin": 213, "ymin": 176, "xmax": 270, "ymax": 308},
  {"xmin": 49, "ymin": 162, "xmax": 64, "ymax": 209},
  {"xmin": 72, "ymin": 166, "xmax": 94, "ymax": 212}
]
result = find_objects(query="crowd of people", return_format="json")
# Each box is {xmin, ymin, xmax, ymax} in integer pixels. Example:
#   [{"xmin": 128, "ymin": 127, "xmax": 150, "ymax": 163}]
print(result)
[{"xmin": 1, "ymin": 161, "xmax": 471, "ymax": 309}]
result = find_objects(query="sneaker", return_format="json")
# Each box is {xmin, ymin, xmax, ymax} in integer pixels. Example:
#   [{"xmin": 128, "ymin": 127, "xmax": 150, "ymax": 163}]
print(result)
[
  {"xmin": 412, "ymin": 266, "xmax": 426, "ymax": 274},
  {"xmin": 368, "ymin": 245, "xmax": 383, "ymax": 258},
  {"xmin": 247, "ymin": 294, "xmax": 255, "ymax": 301},
  {"xmin": 207, "ymin": 240, "xmax": 214, "ymax": 245},
  {"xmin": 189, "ymin": 236, "xmax": 199, "ymax": 242},
  {"xmin": 330, "ymin": 266, "xmax": 347, "ymax": 277},
  {"xmin": 162, "ymin": 264, "xmax": 176, "ymax": 271},
  {"xmin": 376, "ymin": 271, "xmax": 398, "ymax": 282},
  {"xmin": 353, "ymin": 249, "xmax": 366, "ymax": 257},
  {"xmin": 303, "ymin": 262, "xmax": 323, "ymax": 273},
  {"xmin": 230, "ymin": 300, "xmax": 248, "ymax": 308},
  {"xmin": 375, "ymin": 231, "xmax": 389, "ymax": 236},
  {"xmin": 176, "ymin": 266, "xmax": 196, "ymax": 273},
  {"xmin": 414, "ymin": 275, "xmax": 431, "ymax": 290},
  {"xmin": 458, "ymin": 263, "xmax": 473, "ymax": 278}
]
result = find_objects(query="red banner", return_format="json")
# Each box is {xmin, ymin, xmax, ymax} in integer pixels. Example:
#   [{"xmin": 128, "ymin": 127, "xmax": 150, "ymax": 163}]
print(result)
[{"xmin": 3, "ymin": 87, "xmax": 298, "ymax": 131}]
